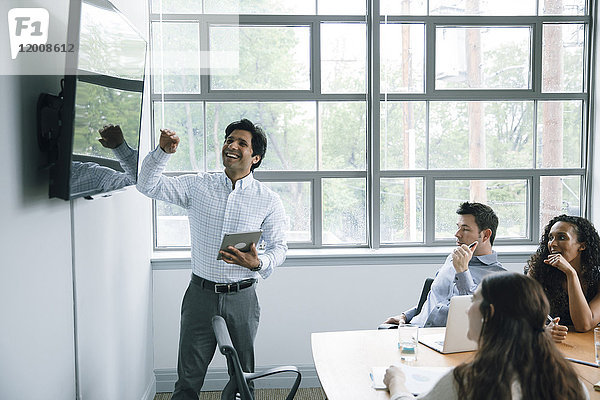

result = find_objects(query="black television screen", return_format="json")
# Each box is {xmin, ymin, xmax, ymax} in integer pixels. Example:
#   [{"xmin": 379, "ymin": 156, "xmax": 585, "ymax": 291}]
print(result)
[{"xmin": 49, "ymin": 0, "xmax": 146, "ymax": 200}]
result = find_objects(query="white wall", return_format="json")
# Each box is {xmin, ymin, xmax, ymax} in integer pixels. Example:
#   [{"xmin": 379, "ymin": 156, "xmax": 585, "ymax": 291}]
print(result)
[
  {"xmin": 153, "ymin": 264, "xmax": 441, "ymax": 371},
  {"xmin": 153, "ymin": 260, "xmax": 525, "ymax": 390},
  {"xmin": 0, "ymin": 72, "xmax": 77, "ymax": 400},
  {"xmin": 0, "ymin": 0, "xmax": 154, "ymax": 398},
  {"xmin": 71, "ymin": 0, "xmax": 155, "ymax": 398},
  {"xmin": 0, "ymin": 1, "xmax": 75, "ymax": 399},
  {"xmin": 73, "ymin": 188, "xmax": 154, "ymax": 400}
]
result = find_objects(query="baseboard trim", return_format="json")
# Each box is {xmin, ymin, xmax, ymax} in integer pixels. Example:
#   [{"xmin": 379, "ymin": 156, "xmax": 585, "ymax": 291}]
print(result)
[
  {"xmin": 142, "ymin": 375, "xmax": 157, "ymax": 400},
  {"xmin": 155, "ymin": 364, "xmax": 320, "ymax": 393}
]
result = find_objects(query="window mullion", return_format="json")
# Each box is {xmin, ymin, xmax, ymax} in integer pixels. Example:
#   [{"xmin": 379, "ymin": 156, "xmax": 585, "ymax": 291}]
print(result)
[
  {"xmin": 424, "ymin": 175, "xmax": 436, "ymax": 245},
  {"xmin": 369, "ymin": 0, "xmax": 381, "ymax": 249},
  {"xmin": 530, "ymin": 175, "xmax": 540, "ymax": 241},
  {"xmin": 200, "ymin": 17, "xmax": 210, "ymax": 94},
  {"xmin": 533, "ymin": 21, "xmax": 543, "ymax": 94},
  {"xmin": 312, "ymin": 21, "xmax": 321, "ymax": 95},
  {"xmin": 424, "ymin": 19, "xmax": 432, "ymax": 249},
  {"xmin": 313, "ymin": 177, "xmax": 323, "ymax": 247},
  {"xmin": 425, "ymin": 20, "xmax": 436, "ymax": 95}
]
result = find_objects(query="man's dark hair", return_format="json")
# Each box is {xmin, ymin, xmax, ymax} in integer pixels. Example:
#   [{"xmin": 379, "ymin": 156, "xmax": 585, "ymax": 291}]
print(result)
[
  {"xmin": 456, "ymin": 202, "xmax": 499, "ymax": 245},
  {"xmin": 224, "ymin": 118, "xmax": 267, "ymax": 171}
]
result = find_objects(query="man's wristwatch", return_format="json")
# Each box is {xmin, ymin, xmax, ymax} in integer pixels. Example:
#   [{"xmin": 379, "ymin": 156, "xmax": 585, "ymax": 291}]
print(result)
[{"xmin": 250, "ymin": 259, "xmax": 263, "ymax": 272}]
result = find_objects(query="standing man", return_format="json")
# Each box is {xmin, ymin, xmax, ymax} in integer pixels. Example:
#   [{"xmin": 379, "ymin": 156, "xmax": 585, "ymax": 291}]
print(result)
[
  {"xmin": 137, "ymin": 119, "xmax": 287, "ymax": 399},
  {"xmin": 382, "ymin": 202, "xmax": 505, "ymax": 327}
]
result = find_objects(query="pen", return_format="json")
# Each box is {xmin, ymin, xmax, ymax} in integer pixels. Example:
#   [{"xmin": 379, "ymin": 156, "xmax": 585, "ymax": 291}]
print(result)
[
  {"xmin": 468, "ymin": 242, "xmax": 477, "ymax": 249},
  {"xmin": 547, "ymin": 315, "xmax": 554, "ymax": 326},
  {"xmin": 566, "ymin": 357, "xmax": 599, "ymax": 368}
]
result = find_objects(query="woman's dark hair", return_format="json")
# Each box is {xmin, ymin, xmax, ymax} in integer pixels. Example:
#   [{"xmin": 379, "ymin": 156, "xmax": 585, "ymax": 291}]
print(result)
[
  {"xmin": 456, "ymin": 202, "xmax": 499, "ymax": 245},
  {"xmin": 453, "ymin": 272, "xmax": 586, "ymax": 400},
  {"xmin": 527, "ymin": 215, "xmax": 600, "ymax": 322},
  {"xmin": 224, "ymin": 118, "xmax": 267, "ymax": 171}
]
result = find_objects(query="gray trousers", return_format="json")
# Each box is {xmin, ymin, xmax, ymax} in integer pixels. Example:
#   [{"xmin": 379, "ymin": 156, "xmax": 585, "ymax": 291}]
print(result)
[{"xmin": 171, "ymin": 275, "xmax": 260, "ymax": 400}]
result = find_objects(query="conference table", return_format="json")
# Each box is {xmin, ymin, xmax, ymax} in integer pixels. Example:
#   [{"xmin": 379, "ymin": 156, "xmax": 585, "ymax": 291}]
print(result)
[{"xmin": 311, "ymin": 328, "xmax": 600, "ymax": 399}]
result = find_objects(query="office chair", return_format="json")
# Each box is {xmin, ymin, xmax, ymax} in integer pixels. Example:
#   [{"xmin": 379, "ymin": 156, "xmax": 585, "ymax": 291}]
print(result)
[
  {"xmin": 212, "ymin": 315, "xmax": 302, "ymax": 400},
  {"xmin": 378, "ymin": 277, "xmax": 434, "ymax": 329}
]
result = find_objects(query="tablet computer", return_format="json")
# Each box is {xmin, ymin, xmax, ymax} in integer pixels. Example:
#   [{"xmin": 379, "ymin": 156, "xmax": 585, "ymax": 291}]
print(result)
[{"xmin": 217, "ymin": 230, "xmax": 263, "ymax": 260}]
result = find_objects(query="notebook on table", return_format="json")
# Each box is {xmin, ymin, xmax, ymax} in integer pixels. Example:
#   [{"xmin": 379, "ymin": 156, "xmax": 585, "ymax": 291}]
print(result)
[
  {"xmin": 371, "ymin": 365, "xmax": 451, "ymax": 394},
  {"xmin": 418, "ymin": 295, "xmax": 478, "ymax": 354}
]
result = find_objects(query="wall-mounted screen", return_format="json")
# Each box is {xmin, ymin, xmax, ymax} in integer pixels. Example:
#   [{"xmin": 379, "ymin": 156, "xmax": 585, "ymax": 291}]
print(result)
[{"xmin": 49, "ymin": 0, "xmax": 146, "ymax": 200}]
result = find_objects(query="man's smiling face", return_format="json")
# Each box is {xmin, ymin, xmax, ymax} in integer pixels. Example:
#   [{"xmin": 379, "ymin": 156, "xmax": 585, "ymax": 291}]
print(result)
[{"xmin": 222, "ymin": 129, "xmax": 260, "ymax": 176}]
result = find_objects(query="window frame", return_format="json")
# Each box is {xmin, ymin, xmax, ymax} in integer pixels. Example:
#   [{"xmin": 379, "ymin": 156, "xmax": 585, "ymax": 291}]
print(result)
[{"xmin": 148, "ymin": 1, "xmax": 593, "ymax": 251}]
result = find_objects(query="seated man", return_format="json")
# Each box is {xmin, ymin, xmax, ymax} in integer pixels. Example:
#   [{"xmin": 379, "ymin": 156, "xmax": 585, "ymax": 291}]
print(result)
[{"xmin": 383, "ymin": 202, "xmax": 506, "ymax": 327}]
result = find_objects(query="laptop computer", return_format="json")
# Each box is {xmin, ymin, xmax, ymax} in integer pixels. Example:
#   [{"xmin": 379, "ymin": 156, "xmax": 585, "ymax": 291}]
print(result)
[{"xmin": 418, "ymin": 295, "xmax": 478, "ymax": 354}]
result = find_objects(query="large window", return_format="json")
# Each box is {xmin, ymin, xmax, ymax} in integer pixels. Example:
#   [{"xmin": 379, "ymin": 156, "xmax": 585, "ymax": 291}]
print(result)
[{"xmin": 150, "ymin": 0, "xmax": 591, "ymax": 249}]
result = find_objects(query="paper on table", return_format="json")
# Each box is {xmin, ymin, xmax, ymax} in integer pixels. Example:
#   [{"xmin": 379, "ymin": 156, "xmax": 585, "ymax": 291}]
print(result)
[{"xmin": 370, "ymin": 365, "xmax": 452, "ymax": 395}]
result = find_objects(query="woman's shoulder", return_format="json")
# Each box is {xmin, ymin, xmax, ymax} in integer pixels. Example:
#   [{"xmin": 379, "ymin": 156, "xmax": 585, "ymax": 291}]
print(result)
[{"xmin": 417, "ymin": 369, "xmax": 459, "ymax": 400}]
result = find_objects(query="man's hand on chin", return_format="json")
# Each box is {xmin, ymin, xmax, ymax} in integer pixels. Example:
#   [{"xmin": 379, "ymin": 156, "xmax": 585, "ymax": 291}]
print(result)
[{"xmin": 452, "ymin": 242, "xmax": 477, "ymax": 273}]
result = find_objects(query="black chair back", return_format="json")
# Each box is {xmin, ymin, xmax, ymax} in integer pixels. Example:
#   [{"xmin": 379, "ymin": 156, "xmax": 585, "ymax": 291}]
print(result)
[
  {"xmin": 377, "ymin": 277, "xmax": 434, "ymax": 330},
  {"xmin": 416, "ymin": 277, "xmax": 434, "ymax": 315}
]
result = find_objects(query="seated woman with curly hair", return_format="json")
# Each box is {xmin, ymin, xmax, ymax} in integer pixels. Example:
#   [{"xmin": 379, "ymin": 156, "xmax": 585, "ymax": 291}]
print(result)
[
  {"xmin": 384, "ymin": 272, "xmax": 589, "ymax": 400},
  {"xmin": 527, "ymin": 215, "xmax": 600, "ymax": 333}
]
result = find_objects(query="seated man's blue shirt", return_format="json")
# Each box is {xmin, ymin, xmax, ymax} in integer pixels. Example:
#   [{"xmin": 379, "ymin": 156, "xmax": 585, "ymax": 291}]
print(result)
[{"xmin": 405, "ymin": 252, "xmax": 505, "ymax": 327}]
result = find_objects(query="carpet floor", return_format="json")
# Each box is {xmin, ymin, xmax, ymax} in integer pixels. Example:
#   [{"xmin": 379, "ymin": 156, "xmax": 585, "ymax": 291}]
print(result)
[{"xmin": 154, "ymin": 387, "xmax": 326, "ymax": 400}]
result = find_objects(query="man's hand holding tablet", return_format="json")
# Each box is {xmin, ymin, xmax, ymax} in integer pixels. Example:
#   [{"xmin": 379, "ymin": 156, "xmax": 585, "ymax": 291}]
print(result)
[{"xmin": 217, "ymin": 231, "xmax": 263, "ymax": 270}]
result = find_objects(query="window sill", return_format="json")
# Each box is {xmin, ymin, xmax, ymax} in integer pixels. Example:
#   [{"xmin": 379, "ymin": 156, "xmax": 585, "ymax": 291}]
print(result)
[{"xmin": 151, "ymin": 245, "xmax": 537, "ymax": 270}]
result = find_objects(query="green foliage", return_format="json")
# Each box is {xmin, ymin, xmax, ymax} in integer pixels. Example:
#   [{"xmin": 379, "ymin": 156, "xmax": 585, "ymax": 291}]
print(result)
[
  {"xmin": 152, "ymin": 22, "xmax": 200, "ymax": 93},
  {"xmin": 435, "ymin": 180, "xmax": 528, "ymax": 239},
  {"xmin": 154, "ymin": 102, "xmax": 205, "ymax": 171},
  {"xmin": 205, "ymin": 102, "xmax": 317, "ymax": 171},
  {"xmin": 482, "ymin": 40, "xmax": 530, "ymax": 89},
  {"xmin": 380, "ymin": 101, "xmax": 427, "ymax": 170},
  {"xmin": 320, "ymin": 23, "xmax": 366, "ymax": 93},
  {"xmin": 553, "ymin": 23, "xmax": 585, "ymax": 92},
  {"xmin": 484, "ymin": 101, "xmax": 534, "ymax": 168},
  {"xmin": 322, "ymin": 178, "xmax": 366, "ymax": 244},
  {"xmin": 429, "ymin": 102, "xmax": 470, "ymax": 168},
  {"xmin": 320, "ymin": 102, "xmax": 366, "ymax": 170},
  {"xmin": 380, "ymin": 178, "xmax": 424, "ymax": 243},
  {"xmin": 72, "ymin": 82, "xmax": 142, "ymax": 157},
  {"xmin": 536, "ymin": 100, "xmax": 582, "ymax": 168},
  {"xmin": 380, "ymin": 23, "xmax": 425, "ymax": 93},
  {"xmin": 210, "ymin": 26, "xmax": 309, "ymax": 90},
  {"xmin": 263, "ymin": 182, "xmax": 311, "ymax": 241}
]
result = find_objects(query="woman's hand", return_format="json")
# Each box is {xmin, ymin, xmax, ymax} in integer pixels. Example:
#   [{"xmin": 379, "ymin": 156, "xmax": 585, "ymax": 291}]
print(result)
[
  {"xmin": 384, "ymin": 365, "xmax": 408, "ymax": 397},
  {"xmin": 544, "ymin": 253, "xmax": 576, "ymax": 275},
  {"xmin": 546, "ymin": 317, "xmax": 568, "ymax": 343}
]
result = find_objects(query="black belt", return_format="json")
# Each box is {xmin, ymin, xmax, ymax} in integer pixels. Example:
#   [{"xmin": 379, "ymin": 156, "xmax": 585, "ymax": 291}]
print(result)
[{"xmin": 191, "ymin": 274, "xmax": 256, "ymax": 294}]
